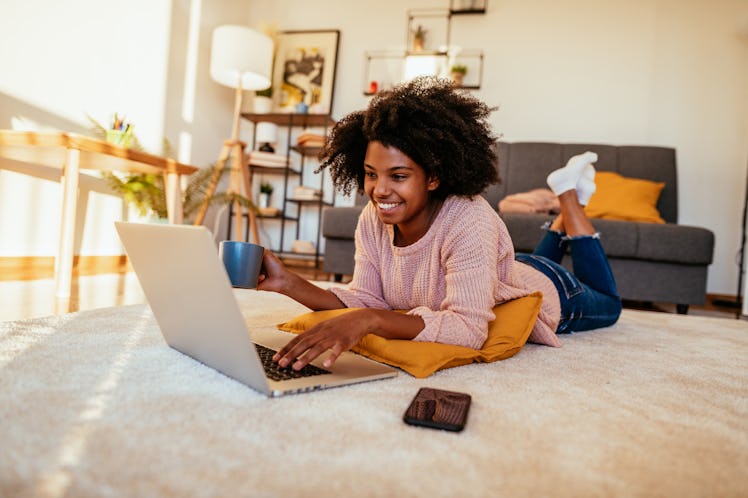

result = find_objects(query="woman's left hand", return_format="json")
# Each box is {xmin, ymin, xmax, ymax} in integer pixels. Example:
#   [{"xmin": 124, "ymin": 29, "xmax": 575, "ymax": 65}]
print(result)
[{"xmin": 273, "ymin": 309, "xmax": 377, "ymax": 370}]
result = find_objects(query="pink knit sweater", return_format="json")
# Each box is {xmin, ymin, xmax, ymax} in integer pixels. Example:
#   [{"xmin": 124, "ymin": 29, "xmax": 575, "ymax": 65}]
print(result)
[{"xmin": 329, "ymin": 196, "xmax": 562, "ymax": 349}]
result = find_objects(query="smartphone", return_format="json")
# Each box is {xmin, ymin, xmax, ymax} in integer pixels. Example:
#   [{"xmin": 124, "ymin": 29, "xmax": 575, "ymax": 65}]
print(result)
[{"xmin": 403, "ymin": 387, "xmax": 472, "ymax": 432}]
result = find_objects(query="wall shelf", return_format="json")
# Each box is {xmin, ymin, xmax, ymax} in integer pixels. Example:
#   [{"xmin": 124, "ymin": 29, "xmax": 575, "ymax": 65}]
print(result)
[
  {"xmin": 362, "ymin": 5, "xmax": 486, "ymax": 95},
  {"xmin": 362, "ymin": 48, "xmax": 484, "ymax": 95},
  {"xmin": 449, "ymin": 0, "xmax": 487, "ymax": 15}
]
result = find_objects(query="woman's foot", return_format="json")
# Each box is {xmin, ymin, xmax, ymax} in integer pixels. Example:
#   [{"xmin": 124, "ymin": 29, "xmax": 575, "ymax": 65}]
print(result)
[
  {"xmin": 546, "ymin": 151, "xmax": 598, "ymax": 198},
  {"xmin": 576, "ymin": 164, "xmax": 596, "ymax": 206}
]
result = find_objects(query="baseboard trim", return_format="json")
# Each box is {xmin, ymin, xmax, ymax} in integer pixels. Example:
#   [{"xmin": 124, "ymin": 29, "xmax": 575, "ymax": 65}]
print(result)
[{"xmin": 0, "ymin": 255, "xmax": 131, "ymax": 281}]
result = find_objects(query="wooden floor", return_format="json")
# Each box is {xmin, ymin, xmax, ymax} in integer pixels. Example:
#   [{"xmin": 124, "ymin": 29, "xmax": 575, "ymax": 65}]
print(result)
[
  {"xmin": 0, "ymin": 263, "xmax": 744, "ymax": 323},
  {"xmin": 0, "ymin": 262, "xmax": 337, "ymax": 323}
]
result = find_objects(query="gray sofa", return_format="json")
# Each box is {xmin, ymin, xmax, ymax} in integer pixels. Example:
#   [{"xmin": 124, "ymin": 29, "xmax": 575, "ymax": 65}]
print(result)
[{"xmin": 321, "ymin": 142, "xmax": 715, "ymax": 313}]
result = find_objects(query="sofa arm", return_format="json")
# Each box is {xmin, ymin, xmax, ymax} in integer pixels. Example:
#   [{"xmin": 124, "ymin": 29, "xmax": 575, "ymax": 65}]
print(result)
[
  {"xmin": 322, "ymin": 205, "xmax": 365, "ymax": 278},
  {"xmin": 322, "ymin": 206, "xmax": 364, "ymax": 239}
]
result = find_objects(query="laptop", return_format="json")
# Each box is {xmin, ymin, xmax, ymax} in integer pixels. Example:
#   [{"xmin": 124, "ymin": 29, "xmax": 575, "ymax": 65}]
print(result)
[{"xmin": 115, "ymin": 222, "xmax": 397, "ymax": 397}]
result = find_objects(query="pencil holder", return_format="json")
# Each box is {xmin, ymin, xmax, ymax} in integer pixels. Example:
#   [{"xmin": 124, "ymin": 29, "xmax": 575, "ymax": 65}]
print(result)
[{"xmin": 106, "ymin": 129, "xmax": 133, "ymax": 148}]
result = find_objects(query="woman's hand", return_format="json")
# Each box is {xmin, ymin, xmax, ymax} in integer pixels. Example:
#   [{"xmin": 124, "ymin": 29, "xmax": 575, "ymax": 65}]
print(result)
[
  {"xmin": 273, "ymin": 309, "xmax": 378, "ymax": 370},
  {"xmin": 256, "ymin": 249, "xmax": 293, "ymax": 293},
  {"xmin": 256, "ymin": 250, "xmax": 348, "ymax": 310},
  {"xmin": 273, "ymin": 309, "xmax": 426, "ymax": 370}
]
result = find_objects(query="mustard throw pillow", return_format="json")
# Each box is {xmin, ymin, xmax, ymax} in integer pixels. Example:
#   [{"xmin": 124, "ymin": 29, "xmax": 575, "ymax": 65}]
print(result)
[
  {"xmin": 584, "ymin": 171, "xmax": 666, "ymax": 224},
  {"xmin": 277, "ymin": 292, "xmax": 543, "ymax": 378}
]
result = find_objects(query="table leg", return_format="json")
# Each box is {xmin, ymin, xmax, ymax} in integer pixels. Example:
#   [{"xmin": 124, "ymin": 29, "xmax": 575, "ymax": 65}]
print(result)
[
  {"xmin": 165, "ymin": 172, "xmax": 183, "ymax": 224},
  {"xmin": 54, "ymin": 147, "xmax": 80, "ymax": 299},
  {"xmin": 239, "ymin": 149, "xmax": 260, "ymax": 244}
]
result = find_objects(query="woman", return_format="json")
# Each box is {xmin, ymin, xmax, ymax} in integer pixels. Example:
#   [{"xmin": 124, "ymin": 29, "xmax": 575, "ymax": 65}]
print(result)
[{"xmin": 258, "ymin": 77, "xmax": 621, "ymax": 371}]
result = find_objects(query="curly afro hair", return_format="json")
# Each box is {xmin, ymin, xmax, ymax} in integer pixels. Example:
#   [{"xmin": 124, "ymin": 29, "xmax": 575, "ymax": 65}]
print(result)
[{"xmin": 317, "ymin": 76, "xmax": 499, "ymax": 199}]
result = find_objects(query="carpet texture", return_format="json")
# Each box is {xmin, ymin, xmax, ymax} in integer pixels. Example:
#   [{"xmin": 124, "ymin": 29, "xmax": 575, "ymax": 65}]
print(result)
[{"xmin": 1, "ymin": 287, "xmax": 747, "ymax": 497}]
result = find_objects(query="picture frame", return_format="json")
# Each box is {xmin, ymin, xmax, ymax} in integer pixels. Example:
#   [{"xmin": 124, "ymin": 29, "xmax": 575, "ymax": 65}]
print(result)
[{"xmin": 270, "ymin": 29, "xmax": 340, "ymax": 115}]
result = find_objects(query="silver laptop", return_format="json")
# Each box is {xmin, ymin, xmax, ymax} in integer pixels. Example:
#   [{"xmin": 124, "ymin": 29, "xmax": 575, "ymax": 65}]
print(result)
[{"xmin": 115, "ymin": 222, "xmax": 397, "ymax": 397}]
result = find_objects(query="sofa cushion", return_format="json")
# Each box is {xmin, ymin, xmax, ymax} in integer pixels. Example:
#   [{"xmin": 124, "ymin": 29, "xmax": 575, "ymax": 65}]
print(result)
[
  {"xmin": 500, "ymin": 214, "xmax": 714, "ymax": 265},
  {"xmin": 584, "ymin": 172, "xmax": 666, "ymax": 224},
  {"xmin": 636, "ymin": 222, "xmax": 714, "ymax": 264}
]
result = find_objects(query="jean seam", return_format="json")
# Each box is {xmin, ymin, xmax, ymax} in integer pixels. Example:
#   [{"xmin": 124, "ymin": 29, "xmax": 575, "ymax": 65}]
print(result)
[{"xmin": 541, "ymin": 260, "xmax": 584, "ymax": 299}]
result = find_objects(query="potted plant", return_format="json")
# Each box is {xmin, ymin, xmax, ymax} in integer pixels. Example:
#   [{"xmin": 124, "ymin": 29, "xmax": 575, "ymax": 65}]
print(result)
[
  {"xmin": 87, "ymin": 115, "xmax": 253, "ymax": 222},
  {"xmin": 412, "ymin": 25, "xmax": 427, "ymax": 52},
  {"xmin": 450, "ymin": 64, "xmax": 467, "ymax": 86},
  {"xmin": 254, "ymin": 86, "xmax": 273, "ymax": 113},
  {"xmin": 259, "ymin": 182, "xmax": 274, "ymax": 208}
]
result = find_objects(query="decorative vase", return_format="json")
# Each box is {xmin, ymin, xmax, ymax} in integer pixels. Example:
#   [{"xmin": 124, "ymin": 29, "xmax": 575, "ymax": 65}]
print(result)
[
  {"xmin": 253, "ymin": 96, "xmax": 272, "ymax": 113},
  {"xmin": 259, "ymin": 193, "xmax": 270, "ymax": 208},
  {"xmin": 451, "ymin": 72, "xmax": 465, "ymax": 86}
]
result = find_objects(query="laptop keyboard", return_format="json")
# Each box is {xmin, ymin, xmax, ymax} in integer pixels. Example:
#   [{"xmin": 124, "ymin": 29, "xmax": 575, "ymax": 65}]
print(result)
[{"xmin": 254, "ymin": 343, "xmax": 330, "ymax": 381}]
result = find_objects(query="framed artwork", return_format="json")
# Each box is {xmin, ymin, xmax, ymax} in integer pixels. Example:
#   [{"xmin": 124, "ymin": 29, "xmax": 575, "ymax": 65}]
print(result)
[{"xmin": 271, "ymin": 29, "xmax": 340, "ymax": 114}]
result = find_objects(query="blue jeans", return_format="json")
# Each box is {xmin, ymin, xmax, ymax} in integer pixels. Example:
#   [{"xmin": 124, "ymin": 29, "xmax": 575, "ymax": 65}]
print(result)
[{"xmin": 515, "ymin": 226, "xmax": 622, "ymax": 333}]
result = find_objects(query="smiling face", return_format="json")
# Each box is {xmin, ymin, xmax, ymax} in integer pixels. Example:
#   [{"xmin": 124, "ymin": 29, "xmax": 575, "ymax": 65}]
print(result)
[{"xmin": 363, "ymin": 141, "xmax": 440, "ymax": 245}]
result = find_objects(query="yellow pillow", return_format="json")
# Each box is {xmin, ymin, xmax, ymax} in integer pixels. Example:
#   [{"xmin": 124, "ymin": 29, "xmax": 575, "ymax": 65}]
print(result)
[
  {"xmin": 584, "ymin": 171, "xmax": 665, "ymax": 223},
  {"xmin": 277, "ymin": 292, "xmax": 543, "ymax": 378}
]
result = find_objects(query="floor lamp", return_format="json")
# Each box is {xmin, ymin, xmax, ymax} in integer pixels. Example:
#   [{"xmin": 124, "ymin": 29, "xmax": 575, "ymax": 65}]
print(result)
[{"xmin": 194, "ymin": 25, "xmax": 273, "ymax": 243}]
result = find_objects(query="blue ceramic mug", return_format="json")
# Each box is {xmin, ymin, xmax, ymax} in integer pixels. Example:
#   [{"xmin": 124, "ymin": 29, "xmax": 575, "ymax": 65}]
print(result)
[{"xmin": 219, "ymin": 240, "xmax": 264, "ymax": 288}]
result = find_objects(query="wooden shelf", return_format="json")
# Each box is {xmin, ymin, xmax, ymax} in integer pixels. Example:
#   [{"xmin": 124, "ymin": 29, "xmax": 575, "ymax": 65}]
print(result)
[
  {"xmin": 248, "ymin": 163, "xmax": 301, "ymax": 175},
  {"xmin": 291, "ymin": 145, "xmax": 323, "ymax": 156},
  {"xmin": 240, "ymin": 113, "xmax": 335, "ymax": 128},
  {"xmin": 287, "ymin": 197, "xmax": 334, "ymax": 206},
  {"xmin": 449, "ymin": 8, "xmax": 486, "ymax": 15}
]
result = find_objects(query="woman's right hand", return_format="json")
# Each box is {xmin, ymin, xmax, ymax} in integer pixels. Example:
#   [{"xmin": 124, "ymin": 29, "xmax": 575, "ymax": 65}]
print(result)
[
  {"xmin": 256, "ymin": 249, "xmax": 293, "ymax": 293},
  {"xmin": 256, "ymin": 249, "xmax": 347, "ymax": 311}
]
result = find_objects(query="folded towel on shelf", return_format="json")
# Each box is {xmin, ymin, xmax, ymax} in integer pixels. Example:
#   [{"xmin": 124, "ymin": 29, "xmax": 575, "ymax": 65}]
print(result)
[
  {"xmin": 293, "ymin": 185, "xmax": 322, "ymax": 200},
  {"xmin": 296, "ymin": 133, "xmax": 325, "ymax": 148},
  {"xmin": 248, "ymin": 151, "xmax": 287, "ymax": 168}
]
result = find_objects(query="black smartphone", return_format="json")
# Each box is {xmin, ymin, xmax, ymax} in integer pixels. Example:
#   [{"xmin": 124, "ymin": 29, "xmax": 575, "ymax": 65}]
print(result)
[{"xmin": 403, "ymin": 387, "xmax": 472, "ymax": 432}]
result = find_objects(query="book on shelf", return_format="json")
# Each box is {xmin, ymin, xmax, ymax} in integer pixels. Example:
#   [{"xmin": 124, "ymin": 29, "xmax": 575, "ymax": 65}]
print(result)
[{"xmin": 293, "ymin": 185, "xmax": 322, "ymax": 200}]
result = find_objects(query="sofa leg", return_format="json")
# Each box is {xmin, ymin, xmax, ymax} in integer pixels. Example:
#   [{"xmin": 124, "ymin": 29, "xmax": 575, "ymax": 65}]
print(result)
[{"xmin": 676, "ymin": 304, "xmax": 689, "ymax": 314}]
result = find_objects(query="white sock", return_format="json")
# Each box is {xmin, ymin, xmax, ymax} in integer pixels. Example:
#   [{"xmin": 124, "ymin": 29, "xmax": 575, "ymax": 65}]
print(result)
[
  {"xmin": 576, "ymin": 164, "xmax": 597, "ymax": 206},
  {"xmin": 566, "ymin": 151, "xmax": 598, "ymax": 171},
  {"xmin": 546, "ymin": 151, "xmax": 599, "ymax": 196}
]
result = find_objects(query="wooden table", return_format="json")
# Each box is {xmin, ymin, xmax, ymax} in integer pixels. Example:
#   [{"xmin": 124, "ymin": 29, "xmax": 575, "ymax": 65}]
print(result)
[{"xmin": 0, "ymin": 130, "xmax": 198, "ymax": 298}]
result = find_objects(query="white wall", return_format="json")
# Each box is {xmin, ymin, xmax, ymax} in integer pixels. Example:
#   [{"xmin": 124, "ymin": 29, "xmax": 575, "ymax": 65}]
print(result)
[
  {"xmin": 0, "ymin": 0, "xmax": 248, "ymax": 255},
  {"xmin": 1, "ymin": 0, "xmax": 747, "ymax": 298},
  {"xmin": 0, "ymin": 0, "xmax": 173, "ymax": 256},
  {"xmin": 246, "ymin": 0, "xmax": 748, "ymax": 297}
]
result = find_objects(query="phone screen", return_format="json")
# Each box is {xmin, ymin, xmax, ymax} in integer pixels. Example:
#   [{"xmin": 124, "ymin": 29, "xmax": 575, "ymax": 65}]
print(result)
[{"xmin": 403, "ymin": 387, "xmax": 471, "ymax": 432}]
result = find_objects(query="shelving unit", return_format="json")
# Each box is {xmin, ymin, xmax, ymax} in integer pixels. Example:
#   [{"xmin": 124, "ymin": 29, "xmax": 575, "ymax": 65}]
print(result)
[
  {"xmin": 238, "ymin": 112, "xmax": 335, "ymax": 267},
  {"xmin": 362, "ymin": 4, "xmax": 486, "ymax": 95}
]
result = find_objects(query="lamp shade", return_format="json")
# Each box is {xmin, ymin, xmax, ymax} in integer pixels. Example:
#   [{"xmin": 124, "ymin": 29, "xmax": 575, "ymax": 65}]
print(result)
[
  {"xmin": 255, "ymin": 122, "xmax": 278, "ymax": 144},
  {"xmin": 210, "ymin": 25, "xmax": 273, "ymax": 91}
]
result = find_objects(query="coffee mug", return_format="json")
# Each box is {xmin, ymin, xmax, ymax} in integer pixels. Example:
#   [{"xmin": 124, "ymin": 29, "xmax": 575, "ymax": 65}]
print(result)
[{"xmin": 219, "ymin": 240, "xmax": 265, "ymax": 289}]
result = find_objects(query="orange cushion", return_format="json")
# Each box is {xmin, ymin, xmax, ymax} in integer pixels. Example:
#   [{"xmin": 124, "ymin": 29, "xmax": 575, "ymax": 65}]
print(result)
[
  {"xmin": 585, "ymin": 171, "xmax": 665, "ymax": 223},
  {"xmin": 277, "ymin": 292, "xmax": 543, "ymax": 378}
]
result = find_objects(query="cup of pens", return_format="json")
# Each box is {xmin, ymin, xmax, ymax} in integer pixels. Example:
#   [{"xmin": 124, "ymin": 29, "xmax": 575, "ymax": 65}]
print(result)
[
  {"xmin": 106, "ymin": 129, "xmax": 133, "ymax": 147},
  {"xmin": 106, "ymin": 114, "xmax": 134, "ymax": 148}
]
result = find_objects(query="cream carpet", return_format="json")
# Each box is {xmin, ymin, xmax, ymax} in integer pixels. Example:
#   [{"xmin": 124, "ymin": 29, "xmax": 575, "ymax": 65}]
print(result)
[{"xmin": 1, "ymin": 287, "xmax": 747, "ymax": 498}]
